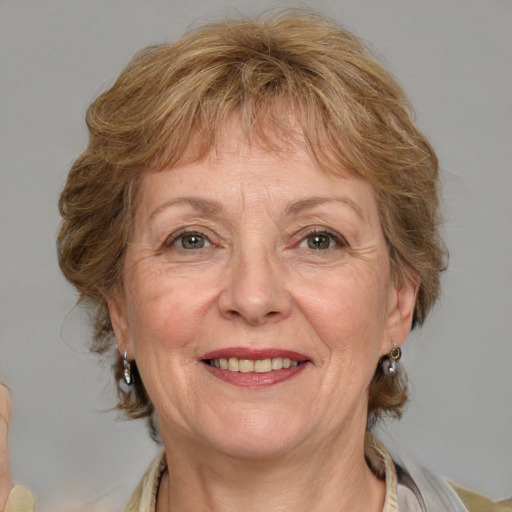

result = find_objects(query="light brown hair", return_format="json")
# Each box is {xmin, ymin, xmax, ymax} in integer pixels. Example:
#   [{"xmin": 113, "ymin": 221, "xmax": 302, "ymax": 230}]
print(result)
[{"xmin": 58, "ymin": 10, "xmax": 447, "ymax": 436}]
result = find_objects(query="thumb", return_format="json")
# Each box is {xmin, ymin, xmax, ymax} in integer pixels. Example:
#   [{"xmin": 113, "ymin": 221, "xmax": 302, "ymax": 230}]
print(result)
[{"xmin": 0, "ymin": 383, "xmax": 13, "ymax": 508}]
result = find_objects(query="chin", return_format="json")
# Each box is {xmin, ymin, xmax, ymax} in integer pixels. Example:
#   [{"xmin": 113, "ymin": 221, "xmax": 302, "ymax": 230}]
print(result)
[
  {"xmin": 208, "ymin": 431, "xmax": 308, "ymax": 461},
  {"xmin": 190, "ymin": 410, "xmax": 315, "ymax": 461}
]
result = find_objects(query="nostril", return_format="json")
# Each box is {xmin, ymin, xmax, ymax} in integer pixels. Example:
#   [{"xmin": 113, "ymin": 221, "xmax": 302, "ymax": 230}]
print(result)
[{"xmin": 217, "ymin": 264, "xmax": 292, "ymax": 324}]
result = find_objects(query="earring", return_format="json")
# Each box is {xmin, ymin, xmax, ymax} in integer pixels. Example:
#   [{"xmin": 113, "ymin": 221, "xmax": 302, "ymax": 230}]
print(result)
[
  {"xmin": 381, "ymin": 343, "xmax": 401, "ymax": 377},
  {"xmin": 122, "ymin": 350, "xmax": 133, "ymax": 386}
]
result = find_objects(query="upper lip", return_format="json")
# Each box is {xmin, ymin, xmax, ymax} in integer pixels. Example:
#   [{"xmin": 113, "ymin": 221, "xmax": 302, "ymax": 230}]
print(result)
[{"xmin": 201, "ymin": 347, "xmax": 310, "ymax": 361}]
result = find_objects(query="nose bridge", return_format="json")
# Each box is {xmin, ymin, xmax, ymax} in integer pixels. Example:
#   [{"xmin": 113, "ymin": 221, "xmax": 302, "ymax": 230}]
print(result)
[{"xmin": 220, "ymin": 238, "xmax": 290, "ymax": 324}]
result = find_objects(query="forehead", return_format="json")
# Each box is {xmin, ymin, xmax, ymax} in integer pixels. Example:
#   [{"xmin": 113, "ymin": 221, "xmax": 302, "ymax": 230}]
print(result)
[
  {"xmin": 136, "ymin": 117, "xmax": 379, "ymax": 224},
  {"xmin": 138, "ymin": 155, "xmax": 379, "ymax": 237},
  {"xmin": 153, "ymin": 116, "xmax": 354, "ymax": 185}
]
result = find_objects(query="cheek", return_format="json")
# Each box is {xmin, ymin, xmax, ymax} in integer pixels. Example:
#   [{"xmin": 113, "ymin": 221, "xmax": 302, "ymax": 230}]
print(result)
[
  {"xmin": 124, "ymin": 268, "xmax": 220, "ymax": 356},
  {"xmin": 294, "ymin": 266, "xmax": 389, "ymax": 342}
]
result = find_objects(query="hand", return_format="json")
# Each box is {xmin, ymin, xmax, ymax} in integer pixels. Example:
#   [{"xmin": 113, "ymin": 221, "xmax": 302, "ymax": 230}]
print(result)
[{"xmin": 0, "ymin": 383, "xmax": 13, "ymax": 509}]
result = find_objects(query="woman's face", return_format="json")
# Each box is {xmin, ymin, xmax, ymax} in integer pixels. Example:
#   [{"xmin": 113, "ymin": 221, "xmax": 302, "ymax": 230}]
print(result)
[{"xmin": 110, "ymin": 123, "xmax": 417, "ymax": 460}]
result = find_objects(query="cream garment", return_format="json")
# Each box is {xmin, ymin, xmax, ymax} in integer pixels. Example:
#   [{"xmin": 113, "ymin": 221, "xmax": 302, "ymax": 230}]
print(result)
[
  {"xmin": 1, "ymin": 435, "xmax": 508, "ymax": 510},
  {"xmin": 123, "ymin": 433, "xmax": 467, "ymax": 512}
]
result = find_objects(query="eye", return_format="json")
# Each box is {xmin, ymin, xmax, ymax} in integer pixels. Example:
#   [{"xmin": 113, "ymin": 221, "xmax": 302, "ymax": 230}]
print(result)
[
  {"xmin": 165, "ymin": 231, "xmax": 212, "ymax": 250},
  {"xmin": 299, "ymin": 230, "xmax": 343, "ymax": 250},
  {"xmin": 180, "ymin": 233, "xmax": 207, "ymax": 249}
]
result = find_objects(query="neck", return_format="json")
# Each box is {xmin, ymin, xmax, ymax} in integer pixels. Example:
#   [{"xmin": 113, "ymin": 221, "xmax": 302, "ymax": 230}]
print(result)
[{"xmin": 156, "ymin": 427, "xmax": 385, "ymax": 512}]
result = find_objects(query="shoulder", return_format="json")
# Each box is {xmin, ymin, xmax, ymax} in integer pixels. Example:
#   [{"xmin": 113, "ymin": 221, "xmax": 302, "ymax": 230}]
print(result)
[
  {"xmin": 450, "ymin": 483, "xmax": 512, "ymax": 512},
  {"xmin": 124, "ymin": 450, "xmax": 167, "ymax": 512}
]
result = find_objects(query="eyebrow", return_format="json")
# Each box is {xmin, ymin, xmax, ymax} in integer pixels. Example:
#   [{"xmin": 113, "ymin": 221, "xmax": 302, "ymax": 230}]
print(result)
[
  {"xmin": 283, "ymin": 196, "xmax": 366, "ymax": 220},
  {"xmin": 148, "ymin": 195, "xmax": 366, "ymax": 221},
  {"xmin": 148, "ymin": 197, "xmax": 223, "ymax": 220}
]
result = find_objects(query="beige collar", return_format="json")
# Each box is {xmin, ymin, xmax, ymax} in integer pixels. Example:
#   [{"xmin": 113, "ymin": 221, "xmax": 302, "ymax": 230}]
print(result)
[
  {"xmin": 365, "ymin": 431, "xmax": 400, "ymax": 512},
  {"xmin": 125, "ymin": 433, "xmax": 401, "ymax": 512}
]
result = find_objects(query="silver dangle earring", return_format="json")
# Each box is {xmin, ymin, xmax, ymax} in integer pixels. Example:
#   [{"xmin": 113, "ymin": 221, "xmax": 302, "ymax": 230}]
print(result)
[
  {"xmin": 122, "ymin": 350, "xmax": 133, "ymax": 386},
  {"xmin": 381, "ymin": 343, "xmax": 401, "ymax": 377}
]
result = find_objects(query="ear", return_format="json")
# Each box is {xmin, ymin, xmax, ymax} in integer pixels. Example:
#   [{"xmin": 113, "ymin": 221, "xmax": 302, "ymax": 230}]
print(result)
[
  {"xmin": 381, "ymin": 272, "xmax": 420, "ymax": 356},
  {"xmin": 107, "ymin": 290, "xmax": 132, "ymax": 357}
]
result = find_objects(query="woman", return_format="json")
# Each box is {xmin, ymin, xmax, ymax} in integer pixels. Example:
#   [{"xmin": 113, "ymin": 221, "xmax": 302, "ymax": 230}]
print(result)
[{"xmin": 1, "ymin": 10, "xmax": 508, "ymax": 512}]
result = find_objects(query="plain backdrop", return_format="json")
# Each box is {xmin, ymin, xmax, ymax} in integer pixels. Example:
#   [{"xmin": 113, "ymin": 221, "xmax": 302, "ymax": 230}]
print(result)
[{"xmin": 1, "ymin": 0, "xmax": 511, "ymax": 510}]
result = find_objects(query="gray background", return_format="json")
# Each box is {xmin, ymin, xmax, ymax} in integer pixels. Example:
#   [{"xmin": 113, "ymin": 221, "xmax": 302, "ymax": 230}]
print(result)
[{"xmin": 1, "ymin": 0, "xmax": 511, "ymax": 510}]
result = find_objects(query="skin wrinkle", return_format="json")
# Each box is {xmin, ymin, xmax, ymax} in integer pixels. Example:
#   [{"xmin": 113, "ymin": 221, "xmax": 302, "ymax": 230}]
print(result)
[
  {"xmin": 142, "ymin": 196, "xmax": 374, "ymax": 269},
  {"xmin": 57, "ymin": 14, "xmax": 444, "ymax": 434},
  {"xmin": 49, "ymin": 16, "xmax": 447, "ymax": 509},
  {"xmin": 107, "ymin": 121, "xmax": 416, "ymax": 512}
]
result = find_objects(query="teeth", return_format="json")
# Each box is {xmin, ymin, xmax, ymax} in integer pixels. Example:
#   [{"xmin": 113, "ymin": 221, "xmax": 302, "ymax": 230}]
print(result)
[
  {"xmin": 209, "ymin": 357, "xmax": 302, "ymax": 373},
  {"xmin": 228, "ymin": 357, "xmax": 239, "ymax": 371},
  {"xmin": 254, "ymin": 359, "xmax": 272, "ymax": 373},
  {"xmin": 271, "ymin": 358, "xmax": 283, "ymax": 370},
  {"xmin": 238, "ymin": 359, "xmax": 254, "ymax": 373}
]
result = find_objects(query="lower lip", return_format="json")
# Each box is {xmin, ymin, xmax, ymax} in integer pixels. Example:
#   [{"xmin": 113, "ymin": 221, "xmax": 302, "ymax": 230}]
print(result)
[{"xmin": 202, "ymin": 362, "xmax": 308, "ymax": 388}]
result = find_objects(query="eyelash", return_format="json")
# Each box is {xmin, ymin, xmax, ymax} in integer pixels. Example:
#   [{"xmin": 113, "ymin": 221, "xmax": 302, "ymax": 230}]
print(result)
[
  {"xmin": 161, "ymin": 228, "xmax": 347, "ymax": 253},
  {"xmin": 162, "ymin": 230, "xmax": 213, "ymax": 251},
  {"xmin": 298, "ymin": 229, "xmax": 347, "ymax": 251}
]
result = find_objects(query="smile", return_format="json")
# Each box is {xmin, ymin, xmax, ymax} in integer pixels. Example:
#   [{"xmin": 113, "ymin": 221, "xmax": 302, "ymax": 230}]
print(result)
[
  {"xmin": 201, "ymin": 349, "xmax": 309, "ymax": 387},
  {"xmin": 207, "ymin": 357, "xmax": 300, "ymax": 373}
]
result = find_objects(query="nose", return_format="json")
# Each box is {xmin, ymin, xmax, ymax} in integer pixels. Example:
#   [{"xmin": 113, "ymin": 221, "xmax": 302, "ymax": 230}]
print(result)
[{"xmin": 218, "ymin": 247, "xmax": 292, "ymax": 326}]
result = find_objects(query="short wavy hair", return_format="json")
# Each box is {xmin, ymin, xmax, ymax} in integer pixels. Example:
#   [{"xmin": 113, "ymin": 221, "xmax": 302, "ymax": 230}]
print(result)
[{"xmin": 58, "ymin": 10, "xmax": 447, "ymax": 436}]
